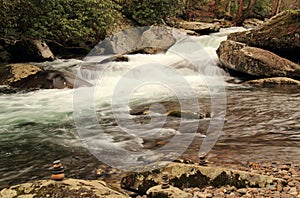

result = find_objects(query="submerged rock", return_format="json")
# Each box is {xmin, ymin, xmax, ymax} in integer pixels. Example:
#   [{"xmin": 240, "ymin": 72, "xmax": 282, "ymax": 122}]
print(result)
[
  {"xmin": 0, "ymin": 178, "xmax": 129, "ymax": 198},
  {"xmin": 244, "ymin": 77, "xmax": 300, "ymax": 87},
  {"xmin": 217, "ymin": 40, "xmax": 300, "ymax": 77},
  {"xmin": 121, "ymin": 162, "xmax": 286, "ymax": 195},
  {"xmin": 228, "ymin": 10, "xmax": 300, "ymax": 63}
]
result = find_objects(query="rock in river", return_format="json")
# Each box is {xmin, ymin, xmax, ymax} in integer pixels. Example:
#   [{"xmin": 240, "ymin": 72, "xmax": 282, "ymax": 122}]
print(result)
[
  {"xmin": 228, "ymin": 10, "xmax": 300, "ymax": 63},
  {"xmin": 0, "ymin": 63, "xmax": 91, "ymax": 89},
  {"xmin": 217, "ymin": 40, "xmax": 300, "ymax": 78},
  {"xmin": 244, "ymin": 77, "xmax": 300, "ymax": 87}
]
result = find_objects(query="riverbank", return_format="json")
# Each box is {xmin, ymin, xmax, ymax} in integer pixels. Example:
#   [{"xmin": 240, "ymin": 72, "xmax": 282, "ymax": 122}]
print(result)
[{"xmin": 1, "ymin": 160, "xmax": 299, "ymax": 197}]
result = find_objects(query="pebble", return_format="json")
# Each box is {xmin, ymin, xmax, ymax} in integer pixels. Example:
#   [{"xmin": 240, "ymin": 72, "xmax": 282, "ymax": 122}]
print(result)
[
  {"xmin": 289, "ymin": 187, "xmax": 298, "ymax": 195},
  {"xmin": 288, "ymin": 181, "xmax": 296, "ymax": 187},
  {"xmin": 276, "ymin": 184, "xmax": 283, "ymax": 192},
  {"xmin": 237, "ymin": 188, "xmax": 247, "ymax": 195}
]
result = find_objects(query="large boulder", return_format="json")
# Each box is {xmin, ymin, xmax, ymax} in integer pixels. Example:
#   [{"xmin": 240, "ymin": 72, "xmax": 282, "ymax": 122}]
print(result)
[
  {"xmin": 0, "ymin": 63, "xmax": 80, "ymax": 89},
  {"xmin": 1, "ymin": 39, "xmax": 55, "ymax": 63},
  {"xmin": 121, "ymin": 162, "xmax": 285, "ymax": 195},
  {"xmin": 87, "ymin": 26, "xmax": 182, "ymax": 58},
  {"xmin": 217, "ymin": 40, "xmax": 300, "ymax": 77},
  {"xmin": 0, "ymin": 178, "xmax": 129, "ymax": 198},
  {"xmin": 178, "ymin": 21, "xmax": 221, "ymax": 35},
  {"xmin": 228, "ymin": 10, "xmax": 300, "ymax": 63}
]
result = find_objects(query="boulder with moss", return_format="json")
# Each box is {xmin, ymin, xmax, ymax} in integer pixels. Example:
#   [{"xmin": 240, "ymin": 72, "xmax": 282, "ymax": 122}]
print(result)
[
  {"xmin": 228, "ymin": 10, "xmax": 300, "ymax": 63},
  {"xmin": 121, "ymin": 162, "xmax": 286, "ymax": 195},
  {"xmin": 0, "ymin": 63, "xmax": 90, "ymax": 89},
  {"xmin": 217, "ymin": 40, "xmax": 300, "ymax": 77},
  {"xmin": 0, "ymin": 178, "xmax": 129, "ymax": 198}
]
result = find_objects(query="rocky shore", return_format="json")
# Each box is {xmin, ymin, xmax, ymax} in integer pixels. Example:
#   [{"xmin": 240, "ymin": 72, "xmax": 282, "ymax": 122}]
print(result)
[{"xmin": 1, "ymin": 160, "xmax": 299, "ymax": 197}]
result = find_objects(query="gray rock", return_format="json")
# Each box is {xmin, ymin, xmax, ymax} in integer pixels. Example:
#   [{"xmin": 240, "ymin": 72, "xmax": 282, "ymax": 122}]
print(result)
[
  {"xmin": 0, "ymin": 178, "xmax": 129, "ymax": 198},
  {"xmin": 146, "ymin": 185, "xmax": 192, "ymax": 198},
  {"xmin": 0, "ymin": 63, "xmax": 91, "ymax": 89},
  {"xmin": 90, "ymin": 26, "xmax": 181, "ymax": 57},
  {"xmin": 228, "ymin": 10, "xmax": 300, "ymax": 63},
  {"xmin": 217, "ymin": 40, "xmax": 300, "ymax": 77},
  {"xmin": 121, "ymin": 162, "xmax": 285, "ymax": 195},
  {"xmin": 244, "ymin": 77, "xmax": 300, "ymax": 87},
  {"xmin": 178, "ymin": 21, "xmax": 221, "ymax": 34}
]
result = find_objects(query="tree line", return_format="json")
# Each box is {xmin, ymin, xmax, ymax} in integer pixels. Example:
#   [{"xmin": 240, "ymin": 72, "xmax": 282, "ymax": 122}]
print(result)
[{"xmin": 0, "ymin": 0, "xmax": 298, "ymax": 50}]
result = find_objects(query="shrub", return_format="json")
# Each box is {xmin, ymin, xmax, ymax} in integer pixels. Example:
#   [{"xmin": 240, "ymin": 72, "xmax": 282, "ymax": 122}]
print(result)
[
  {"xmin": 121, "ymin": 0, "xmax": 185, "ymax": 26},
  {"xmin": 0, "ymin": 0, "xmax": 121, "ymax": 48}
]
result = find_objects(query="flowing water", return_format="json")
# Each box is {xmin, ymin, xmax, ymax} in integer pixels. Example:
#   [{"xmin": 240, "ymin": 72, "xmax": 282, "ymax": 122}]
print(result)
[{"xmin": 1, "ymin": 28, "xmax": 299, "ymax": 189}]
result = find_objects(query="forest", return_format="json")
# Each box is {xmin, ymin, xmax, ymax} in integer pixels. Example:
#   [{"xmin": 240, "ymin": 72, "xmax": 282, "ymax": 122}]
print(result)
[{"xmin": 0, "ymin": 0, "xmax": 298, "ymax": 51}]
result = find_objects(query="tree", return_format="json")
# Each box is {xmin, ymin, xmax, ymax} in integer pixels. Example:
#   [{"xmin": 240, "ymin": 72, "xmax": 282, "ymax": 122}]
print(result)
[
  {"xmin": 270, "ymin": 0, "xmax": 282, "ymax": 16},
  {"xmin": 234, "ymin": 0, "xmax": 257, "ymax": 25}
]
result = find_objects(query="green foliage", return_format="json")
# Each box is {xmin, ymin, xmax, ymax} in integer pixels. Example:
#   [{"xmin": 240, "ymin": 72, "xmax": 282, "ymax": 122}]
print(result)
[
  {"xmin": 252, "ymin": 0, "xmax": 272, "ymax": 18},
  {"xmin": 122, "ymin": 0, "xmax": 185, "ymax": 26},
  {"xmin": 0, "ymin": 0, "xmax": 121, "ymax": 47}
]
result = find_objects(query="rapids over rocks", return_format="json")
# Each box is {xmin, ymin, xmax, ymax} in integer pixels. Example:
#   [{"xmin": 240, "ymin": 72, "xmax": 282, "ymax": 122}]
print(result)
[{"xmin": 0, "ymin": 27, "xmax": 299, "ymax": 189}]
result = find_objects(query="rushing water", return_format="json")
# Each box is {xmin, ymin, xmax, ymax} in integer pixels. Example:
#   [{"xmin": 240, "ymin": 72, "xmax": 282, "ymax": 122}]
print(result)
[{"xmin": 1, "ymin": 27, "xmax": 299, "ymax": 189}]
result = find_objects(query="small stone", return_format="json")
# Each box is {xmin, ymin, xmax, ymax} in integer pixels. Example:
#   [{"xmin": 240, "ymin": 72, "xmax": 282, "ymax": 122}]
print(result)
[
  {"xmin": 228, "ymin": 186, "xmax": 237, "ymax": 192},
  {"xmin": 283, "ymin": 186, "xmax": 290, "ymax": 192},
  {"xmin": 288, "ymin": 181, "xmax": 296, "ymax": 187},
  {"xmin": 277, "ymin": 184, "xmax": 283, "ymax": 192},
  {"xmin": 193, "ymin": 187, "xmax": 200, "ymax": 192},
  {"xmin": 237, "ymin": 188, "xmax": 247, "ymax": 195},
  {"xmin": 215, "ymin": 188, "xmax": 225, "ymax": 194},
  {"xmin": 248, "ymin": 188, "xmax": 259, "ymax": 194},
  {"xmin": 0, "ymin": 189, "xmax": 18, "ymax": 197},
  {"xmin": 197, "ymin": 192, "xmax": 213, "ymax": 198},
  {"xmin": 279, "ymin": 165, "xmax": 290, "ymax": 171},
  {"xmin": 289, "ymin": 187, "xmax": 298, "ymax": 195},
  {"xmin": 227, "ymin": 192, "xmax": 236, "ymax": 198}
]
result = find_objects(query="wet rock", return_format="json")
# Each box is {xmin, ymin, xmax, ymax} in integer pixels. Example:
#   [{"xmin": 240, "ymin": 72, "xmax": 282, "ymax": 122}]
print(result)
[
  {"xmin": 93, "ymin": 26, "xmax": 181, "ymax": 56},
  {"xmin": 178, "ymin": 21, "xmax": 221, "ymax": 35},
  {"xmin": 244, "ymin": 77, "xmax": 300, "ymax": 87},
  {"xmin": 242, "ymin": 18, "xmax": 264, "ymax": 29},
  {"xmin": 166, "ymin": 110, "xmax": 206, "ymax": 119},
  {"xmin": 0, "ymin": 178, "xmax": 129, "ymax": 198},
  {"xmin": 121, "ymin": 162, "xmax": 285, "ymax": 195},
  {"xmin": 217, "ymin": 40, "xmax": 300, "ymax": 77},
  {"xmin": 228, "ymin": 10, "xmax": 300, "ymax": 63},
  {"xmin": 146, "ymin": 185, "xmax": 192, "ymax": 198},
  {"xmin": 0, "ymin": 63, "xmax": 42, "ymax": 85},
  {"xmin": 0, "ymin": 63, "xmax": 88, "ymax": 89}
]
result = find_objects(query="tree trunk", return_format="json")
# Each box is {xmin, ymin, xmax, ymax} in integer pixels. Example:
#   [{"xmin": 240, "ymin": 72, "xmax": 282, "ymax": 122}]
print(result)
[
  {"xmin": 271, "ymin": 0, "xmax": 282, "ymax": 17},
  {"xmin": 276, "ymin": 0, "xmax": 282, "ymax": 15},
  {"xmin": 234, "ymin": 0, "xmax": 257, "ymax": 26}
]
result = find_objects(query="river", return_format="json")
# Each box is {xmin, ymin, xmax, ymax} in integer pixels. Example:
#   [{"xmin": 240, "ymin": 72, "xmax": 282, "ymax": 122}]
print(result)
[{"xmin": 0, "ymin": 27, "xmax": 299, "ymax": 189}]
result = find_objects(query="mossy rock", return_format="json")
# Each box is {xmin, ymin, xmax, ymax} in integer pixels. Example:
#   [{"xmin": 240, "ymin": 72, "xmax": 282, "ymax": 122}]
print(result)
[
  {"xmin": 217, "ymin": 40, "xmax": 300, "ymax": 77},
  {"xmin": 121, "ymin": 162, "xmax": 286, "ymax": 195},
  {"xmin": 0, "ymin": 64, "xmax": 42, "ymax": 85},
  {"xmin": 228, "ymin": 10, "xmax": 300, "ymax": 63},
  {"xmin": 0, "ymin": 179, "xmax": 129, "ymax": 198}
]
